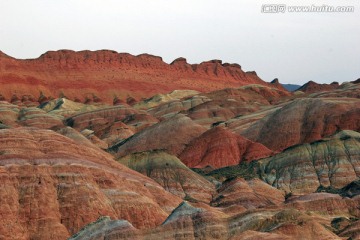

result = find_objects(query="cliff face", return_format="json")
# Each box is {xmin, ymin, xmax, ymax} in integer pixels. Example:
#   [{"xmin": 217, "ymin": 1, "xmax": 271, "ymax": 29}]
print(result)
[{"xmin": 0, "ymin": 50, "xmax": 284, "ymax": 104}]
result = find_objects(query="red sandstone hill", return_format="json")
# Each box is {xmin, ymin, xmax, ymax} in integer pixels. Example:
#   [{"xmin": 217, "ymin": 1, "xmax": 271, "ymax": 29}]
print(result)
[
  {"xmin": 179, "ymin": 126, "xmax": 273, "ymax": 169},
  {"xmin": 0, "ymin": 50, "xmax": 287, "ymax": 104},
  {"xmin": 296, "ymin": 80, "xmax": 339, "ymax": 93}
]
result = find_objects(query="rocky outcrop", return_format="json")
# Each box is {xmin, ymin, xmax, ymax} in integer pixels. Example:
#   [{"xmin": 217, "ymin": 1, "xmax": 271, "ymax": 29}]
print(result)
[
  {"xmin": 240, "ymin": 98, "xmax": 360, "ymax": 151},
  {"xmin": 69, "ymin": 202, "xmax": 342, "ymax": 240},
  {"xmin": 211, "ymin": 178, "xmax": 284, "ymax": 212},
  {"xmin": 65, "ymin": 105, "xmax": 158, "ymax": 146},
  {"xmin": 0, "ymin": 50, "xmax": 286, "ymax": 104},
  {"xmin": 285, "ymin": 192, "xmax": 360, "ymax": 217},
  {"xmin": 147, "ymin": 85, "xmax": 290, "ymax": 127},
  {"xmin": 0, "ymin": 128, "xmax": 182, "ymax": 239},
  {"xmin": 117, "ymin": 150, "xmax": 216, "ymax": 203},
  {"xmin": 270, "ymin": 78, "xmax": 288, "ymax": 92},
  {"xmin": 110, "ymin": 114, "xmax": 207, "ymax": 158},
  {"xmin": 40, "ymin": 98, "xmax": 99, "ymax": 117},
  {"xmin": 134, "ymin": 89, "xmax": 200, "ymax": 110},
  {"xmin": 297, "ymin": 80, "xmax": 339, "ymax": 93},
  {"xmin": 309, "ymin": 81, "xmax": 360, "ymax": 99},
  {"xmin": 18, "ymin": 107, "xmax": 64, "ymax": 129},
  {"xmin": 179, "ymin": 127, "xmax": 273, "ymax": 169},
  {"xmin": 257, "ymin": 130, "xmax": 360, "ymax": 194},
  {"xmin": 148, "ymin": 95, "xmax": 211, "ymax": 119},
  {"xmin": 0, "ymin": 101, "xmax": 20, "ymax": 128}
]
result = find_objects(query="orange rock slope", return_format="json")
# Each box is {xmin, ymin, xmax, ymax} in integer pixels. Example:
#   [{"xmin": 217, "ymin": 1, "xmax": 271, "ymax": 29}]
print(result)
[
  {"xmin": 0, "ymin": 128, "xmax": 182, "ymax": 239},
  {"xmin": 0, "ymin": 50, "xmax": 286, "ymax": 104},
  {"xmin": 179, "ymin": 126, "xmax": 273, "ymax": 169}
]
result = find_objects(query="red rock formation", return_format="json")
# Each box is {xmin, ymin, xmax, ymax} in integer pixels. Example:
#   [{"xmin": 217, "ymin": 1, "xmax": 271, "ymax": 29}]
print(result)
[
  {"xmin": 211, "ymin": 178, "xmax": 284, "ymax": 211},
  {"xmin": 286, "ymin": 193, "xmax": 360, "ymax": 217},
  {"xmin": 179, "ymin": 126, "xmax": 273, "ymax": 169},
  {"xmin": 309, "ymin": 81, "xmax": 360, "ymax": 99},
  {"xmin": 297, "ymin": 80, "xmax": 339, "ymax": 93},
  {"xmin": 240, "ymin": 98, "xmax": 360, "ymax": 152},
  {"xmin": 0, "ymin": 50, "xmax": 287, "ymax": 104},
  {"xmin": 0, "ymin": 128, "xmax": 182, "ymax": 239},
  {"xmin": 69, "ymin": 202, "xmax": 344, "ymax": 240},
  {"xmin": 270, "ymin": 78, "xmax": 288, "ymax": 92},
  {"xmin": 65, "ymin": 104, "xmax": 158, "ymax": 146},
  {"xmin": 110, "ymin": 114, "xmax": 207, "ymax": 157}
]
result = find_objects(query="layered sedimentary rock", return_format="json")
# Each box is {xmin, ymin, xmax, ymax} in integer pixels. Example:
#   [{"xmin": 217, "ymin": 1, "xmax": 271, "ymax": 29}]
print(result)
[
  {"xmin": 117, "ymin": 150, "xmax": 216, "ymax": 202},
  {"xmin": 147, "ymin": 95, "xmax": 212, "ymax": 119},
  {"xmin": 211, "ymin": 178, "xmax": 284, "ymax": 212},
  {"xmin": 0, "ymin": 50, "xmax": 286, "ymax": 104},
  {"xmin": 110, "ymin": 114, "xmax": 207, "ymax": 157},
  {"xmin": 147, "ymin": 85, "xmax": 290, "ymax": 127},
  {"xmin": 240, "ymin": 98, "xmax": 360, "ymax": 151},
  {"xmin": 65, "ymin": 105, "xmax": 158, "ymax": 146},
  {"xmin": 40, "ymin": 98, "xmax": 99, "ymax": 117},
  {"xmin": 257, "ymin": 130, "xmax": 360, "ymax": 194},
  {"xmin": 297, "ymin": 80, "xmax": 339, "ymax": 93},
  {"xmin": 0, "ymin": 101, "xmax": 20, "ymax": 128},
  {"xmin": 179, "ymin": 126, "xmax": 273, "ymax": 169},
  {"xmin": 134, "ymin": 89, "xmax": 200, "ymax": 110},
  {"xmin": 69, "ymin": 202, "xmax": 342, "ymax": 240},
  {"xmin": 0, "ymin": 128, "xmax": 181, "ymax": 239},
  {"xmin": 18, "ymin": 107, "xmax": 64, "ymax": 129},
  {"xmin": 286, "ymin": 192, "xmax": 360, "ymax": 217},
  {"xmin": 270, "ymin": 78, "xmax": 288, "ymax": 92},
  {"xmin": 309, "ymin": 81, "xmax": 360, "ymax": 99}
]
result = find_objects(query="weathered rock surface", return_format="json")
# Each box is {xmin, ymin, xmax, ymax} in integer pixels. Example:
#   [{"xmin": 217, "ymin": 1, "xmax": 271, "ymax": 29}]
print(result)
[
  {"xmin": 0, "ymin": 50, "xmax": 286, "ymax": 104},
  {"xmin": 148, "ymin": 95, "xmax": 212, "ymax": 119},
  {"xmin": 18, "ymin": 107, "xmax": 64, "ymax": 129},
  {"xmin": 297, "ymin": 80, "xmax": 339, "ymax": 93},
  {"xmin": 179, "ymin": 126, "xmax": 273, "ymax": 169},
  {"xmin": 134, "ymin": 89, "xmax": 200, "ymax": 110},
  {"xmin": 0, "ymin": 128, "xmax": 182, "ymax": 239},
  {"xmin": 69, "ymin": 202, "xmax": 342, "ymax": 240},
  {"xmin": 211, "ymin": 178, "xmax": 284, "ymax": 212},
  {"xmin": 117, "ymin": 150, "xmax": 216, "ymax": 203},
  {"xmin": 257, "ymin": 130, "xmax": 360, "ymax": 194},
  {"xmin": 66, "ymin": 105, "xmax": 158, "ymax": 146},
  {"xmin": 241, "ymin": 98, "xmax": 360, "ymax": 151},
  {"xmin": 0, "ymin": 101, "xmax": 20, "ymax": 128},
  {"xmin": 286, "ymin": 192, "xmax": 360, "ymax": 217},
  {"xmin": 310, "ymin": 81, "xmax": 360, "ymax": 99},
  {"xmin": 110, "ymin": 114, "xmax": 207, "ymax": 158},
  {"xmin": 40, "ymin": 98, "xmax": 100, "ymax": 117},
  {"xmin": 147, "ymin": 85, "xmax": 290, "ymax": 127}
]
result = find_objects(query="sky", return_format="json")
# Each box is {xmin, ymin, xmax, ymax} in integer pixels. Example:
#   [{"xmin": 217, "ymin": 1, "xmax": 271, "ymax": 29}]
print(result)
[{"xmin": 0, "ymin": 0, "xmax": 359, "ymax": 85}]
